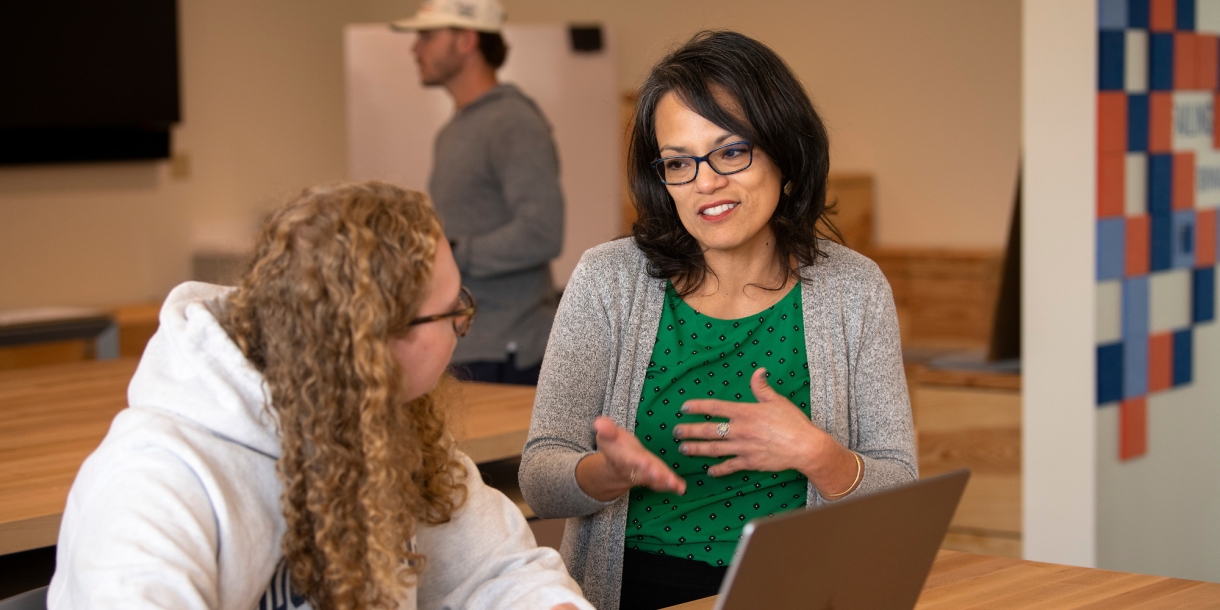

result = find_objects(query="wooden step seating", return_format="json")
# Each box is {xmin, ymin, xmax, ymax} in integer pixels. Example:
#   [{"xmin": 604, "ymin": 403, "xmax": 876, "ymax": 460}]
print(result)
[{"xmin": 909, "ymin": 361, "xmax": 1021, "ymax": 558}]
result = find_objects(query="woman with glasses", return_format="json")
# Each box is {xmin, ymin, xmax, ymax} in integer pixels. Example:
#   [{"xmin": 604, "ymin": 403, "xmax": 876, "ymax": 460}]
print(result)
[
  {"xmin": 49, "ymin": 182, "xmax": 591, "ymax": 610},
  {"xmin": 520, "ymin": 31, "xmax": 917, "ymax": 610}
]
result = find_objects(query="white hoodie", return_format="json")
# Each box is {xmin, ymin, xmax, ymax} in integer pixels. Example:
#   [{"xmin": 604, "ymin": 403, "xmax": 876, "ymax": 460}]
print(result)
[{"xmin": 48, "ymin": 282, "xmax": 593, "ymax": 610}]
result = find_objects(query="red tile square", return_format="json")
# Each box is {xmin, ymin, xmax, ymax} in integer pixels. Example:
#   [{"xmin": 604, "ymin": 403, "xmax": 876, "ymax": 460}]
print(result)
[
  {"xmin": 1099, "ymin": 153, "xmax": 1126, "ymax": 218},
  {"xmin": 1120, "ymin": 397, "xmax": 1148, "ymax": 461},
  {"xmin": 1174, "ymin": 152, "xmax": 1196, "ymax": 210},
  {"xmin": 1150, "ymin": 93, "xmax": 1173, "ymax": 153},
  {"xmin": 1099, "ymin": 93, "xmax": 1128, "ymax": 154},
  {"xmin": 1148, "ymin": 333, "xmax": 1174, "ymax": 392},
  {"xmin": 1198, "ymin": 35, "xmax": 1219, "ymax": 91},
  {"xmin": 1198, "ymin": 209, "xmax": 1217, "ymax": 267},
  {"xmin": 1177, "ymin": 33, "xmax": 1199, "ymax": 90},
  {"xmin": 1151, "ymin": 0, "xmax": 1176, "ymax": 32},
  {"xmin": 1127, "ymin": 215, "xmax": 1151, "ymax": 276}
]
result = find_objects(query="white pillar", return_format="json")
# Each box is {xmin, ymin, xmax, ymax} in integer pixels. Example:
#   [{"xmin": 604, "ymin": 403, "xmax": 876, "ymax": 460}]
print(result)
[{"xmin": 1021, "ymin": 0, "xmax": 1098, "ymax": 567}]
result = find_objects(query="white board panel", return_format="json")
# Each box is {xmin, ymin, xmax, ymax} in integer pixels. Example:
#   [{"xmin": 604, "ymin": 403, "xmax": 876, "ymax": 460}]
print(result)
[{"xmin": 344, "ymin": 23, "xmax": 621, "ymax": 288}]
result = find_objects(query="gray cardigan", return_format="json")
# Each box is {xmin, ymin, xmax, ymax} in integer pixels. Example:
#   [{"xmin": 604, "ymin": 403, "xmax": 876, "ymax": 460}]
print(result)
[{"xmin": 519, "ymin": 238, "xmax": 917, "ymax": 610}]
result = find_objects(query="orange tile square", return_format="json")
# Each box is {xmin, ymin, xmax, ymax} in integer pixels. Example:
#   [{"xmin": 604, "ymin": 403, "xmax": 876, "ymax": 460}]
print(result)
[
  {"xmin": 1120, "ymin": 397, "xmax": 1148, "ymax": 461},
  {"xmin": 1177, "ymin": 33, "xmax": 1199, "ymax": 90},
  {"xmin": 1174, "ymin": 152, "xmax": 1196, "ymax": 210},
  {"xmin": 1198, "ymin": 209, "xmax": 1217, "ymax": 267},
  {"xmin": 1198, "ymin": 35, "xmax": 1219, "ymax": 91},
  {"xmin": 1148, "ymin": 333, "xmax": 1174, "ymax": 392},
  {"xmin": 1151, "ymin": 0, "xmax": 1176, "ymax": 32},
  {"xmin": 1099, "ymin": 154, "xmax": 1125, "ymax": 218},
  {"xmin": 1099, "ymin": 93, "xmax": 1128, "ymax": 155},
  {"xmin": 1150, "ymin": 93, "xmax": 1173, "ymax": 153},
  {"xmin": 1127, "ymin": 215, "xmax": 1151, "ymax": 276}
]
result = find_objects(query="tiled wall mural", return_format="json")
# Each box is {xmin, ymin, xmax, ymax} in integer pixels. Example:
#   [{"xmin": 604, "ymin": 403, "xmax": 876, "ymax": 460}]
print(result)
[{"xmin": 1097, "ymin": 0, "xmax": 1219, "ymax": 459}]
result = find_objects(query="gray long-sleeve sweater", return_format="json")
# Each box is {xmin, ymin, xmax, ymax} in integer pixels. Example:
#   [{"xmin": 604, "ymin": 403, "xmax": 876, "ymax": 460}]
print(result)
[
  {"xmin": 430, "ymin": 84, "xmax": 564, "ymax": 368},
  {"xmin": 519, "ymin": 237, "xmax": 917, "ymax": 610}
]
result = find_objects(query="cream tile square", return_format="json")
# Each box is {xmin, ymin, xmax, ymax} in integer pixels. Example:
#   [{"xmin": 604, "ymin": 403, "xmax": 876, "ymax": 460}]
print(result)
[
  {"xmin": 1149, "ymin": 269, "xmax": 1193, "ymax": 332},
  {"xmin": 1126, "ymin": 153, "xmax": 1148, "ymax": 216},
  {"xmin": 1126, "ymin": 30, "xmax": 1148, "ymax": 93},
  {"xmin": 1199, "ymin": 0, "xmax": 1220, "ymax": 35}
]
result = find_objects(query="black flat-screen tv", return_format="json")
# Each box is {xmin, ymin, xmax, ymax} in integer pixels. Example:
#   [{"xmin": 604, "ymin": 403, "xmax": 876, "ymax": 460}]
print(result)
[{"xmin": 0, "ymin": 1, "xmax": 180, "ymax": 165}]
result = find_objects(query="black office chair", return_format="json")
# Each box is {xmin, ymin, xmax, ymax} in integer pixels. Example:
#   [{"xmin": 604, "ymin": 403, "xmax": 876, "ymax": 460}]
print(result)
[{"xmin": 0, "ymin": 586, "xmax": 47, "ymax": 610}]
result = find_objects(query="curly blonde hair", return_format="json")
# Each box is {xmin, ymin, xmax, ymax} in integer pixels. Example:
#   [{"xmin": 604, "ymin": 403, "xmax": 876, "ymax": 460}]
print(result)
[{"xmin": 219, "ymin": 182, "xmax": 467, "ymax": 610}]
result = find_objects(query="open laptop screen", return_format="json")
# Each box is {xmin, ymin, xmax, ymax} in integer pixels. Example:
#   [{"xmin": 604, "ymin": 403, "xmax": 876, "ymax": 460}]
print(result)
[{"xmin": 714, "ymin": 470, "xmax": 970, "ymax": 610}]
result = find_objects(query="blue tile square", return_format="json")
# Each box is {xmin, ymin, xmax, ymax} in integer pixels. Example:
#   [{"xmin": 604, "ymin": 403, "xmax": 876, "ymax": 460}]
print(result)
[
  {"xmin": 1124, "ymin": 333, "xmax": 1149, "ymax": 398},
  {"xmin": 1098, "ymin": 342, "xmax": 1125, "ymax": 405},
  {"xmin": 1100, "ymin": 31, "xmax": 1127, "ymax": 90},
  {"xmin": 1123, "ymin": 275, "xmax": 1151, "ymax": 339},
  {"xmin": 1099, "ymin": 218, "xmax": 1127, "ymax": 280},
  {"xmin": 1194, "ymin": 267, "xmax": 1215, "ymax": 323},
  {"xmin": 1173, "ymin": 328, "xmax": 1193, "ymax": 386},
  {"xmin": 1101, "ymin": 0, "xmax": 1129, "ymax": 29},
  {"xmin": 1152, "ymin": 213, "xmax": 1174, "ymax": 271},
  {"xmin": 1173, "ymin": 211, "xmax": 1196, "ymax": 269},
  {"xmin": 1129, "ymin": 0, "xmax": 1150, "ymax": 28},
  {"xmin": 1149, "ymin": 153, "xmax": 1172, "ymax": 214},
  {"xmin": 1177, "ymin": 0, "xmax": 1196, "ymax": 30},
  {"xmin": 1150, "ymin": 33, "xmax": 1175, "ymax": 91},
  {"xmin": 1128, "ymin": 94, "xmax": 1149, "ymax": 152}
]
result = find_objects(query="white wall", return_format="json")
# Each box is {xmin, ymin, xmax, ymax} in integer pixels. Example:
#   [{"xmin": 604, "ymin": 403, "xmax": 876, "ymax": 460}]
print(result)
[
  {"xmin": 1096, "ymin": 322, "xmax": 1220, "ymax": 580},
  {"xmin": 1024, "ymin": 0, "xmax": 1220, "ymax": 580},
  {"xmin": 362, "ymin": 0, "xmax": 1022, "ymax": 249},
  {"xmin": 0, "ymin": 0, "xmax": 1020, "ymax": 309},
  {"xmin": 0, "ymin": 0, "xmax": 360, "ymax": 309},
  {"xmin": 1090, "ymin": 0, "xmax": 1220, "ymax": 581},
  {"xmin": 1021, "ymin": 0, "xmax": 1097, "ymax": 567},
  {"xmin": 345, "ymin": 23, "xmax": 620, "ymax": 288}
]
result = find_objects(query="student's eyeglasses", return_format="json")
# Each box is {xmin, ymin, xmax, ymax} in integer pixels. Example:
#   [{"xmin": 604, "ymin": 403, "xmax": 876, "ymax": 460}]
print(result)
[
  {"xmin": 408, "ymin": 286, "xmax": 477, "ymax": 337},
  {"xmin": 651, "ymin": 140, "xmax": 755, "ymax": 185}
]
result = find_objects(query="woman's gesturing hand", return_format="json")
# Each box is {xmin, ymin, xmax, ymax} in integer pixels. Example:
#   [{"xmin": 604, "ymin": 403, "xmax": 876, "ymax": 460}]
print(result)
[
  {"xmin": 594, "ymin": 416, "xmax": 686, "ymax": 495},
  {"xmin": 673, "ymin": 368, "xmax": 857, "ymax": 494},
  {"xmin": 575, "ymin": 416, "xmax": 686, "ymax": 502}
]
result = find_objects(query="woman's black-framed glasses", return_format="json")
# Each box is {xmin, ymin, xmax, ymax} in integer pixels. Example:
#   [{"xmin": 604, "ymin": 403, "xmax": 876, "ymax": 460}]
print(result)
[
  {"xmin": 408, "ymin": 286, "xmax": 477, "ymax": 337},
  {"xmin": 651, "ymin": 141, "xmax": 754, "ymax": 185}
]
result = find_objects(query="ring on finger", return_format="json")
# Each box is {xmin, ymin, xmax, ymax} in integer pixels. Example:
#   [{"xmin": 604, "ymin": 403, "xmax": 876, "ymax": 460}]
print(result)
[
  {"xmin": 629, "ymin": 468, "xmax": 638, "ymax": 485},
  {"xmin": 716, "ymin": 421, "xmax": 730, "ymax": 438}
]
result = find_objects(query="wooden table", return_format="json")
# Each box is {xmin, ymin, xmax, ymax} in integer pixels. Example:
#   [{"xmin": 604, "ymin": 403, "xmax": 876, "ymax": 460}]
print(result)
[
  {"xmin": 666, "ymin": 550, "xmax": 1220, "ymax": 609},
  {"xmin": 0, "ymin": 358, "xmax": 536, "ymax": 555}
]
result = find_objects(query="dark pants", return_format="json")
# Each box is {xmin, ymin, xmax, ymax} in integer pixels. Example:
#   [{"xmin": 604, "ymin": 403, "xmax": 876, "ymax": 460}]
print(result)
[
  {"xmin": 618, "ymin": 547, "xmax": 729, "ymax": 610},
  {"xmin": 452, "ymin": 352, "xmax": 541, "ymax": 386}
]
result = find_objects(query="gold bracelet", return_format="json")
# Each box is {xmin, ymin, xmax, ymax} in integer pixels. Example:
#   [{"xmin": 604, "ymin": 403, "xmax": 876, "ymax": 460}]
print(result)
[{"xmin": 821, "ymin": 451, "xmax": 864, "ymax": 500}]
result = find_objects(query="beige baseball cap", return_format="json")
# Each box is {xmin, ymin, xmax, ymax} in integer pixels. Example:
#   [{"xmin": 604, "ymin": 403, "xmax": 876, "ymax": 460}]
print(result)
[{"xmin": 390, "ymin": 0, "xmax": 506, "ymax": 33}]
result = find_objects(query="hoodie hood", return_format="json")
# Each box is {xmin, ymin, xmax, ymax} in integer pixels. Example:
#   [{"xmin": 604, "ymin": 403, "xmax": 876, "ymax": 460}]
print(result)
[{"xmin": 127, "ymin": 281, "xmax": 282, "ymax": 459}]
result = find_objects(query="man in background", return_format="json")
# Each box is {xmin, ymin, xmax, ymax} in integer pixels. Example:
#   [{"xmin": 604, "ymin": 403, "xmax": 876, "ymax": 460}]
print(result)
[{"xmin": 392, "ymin": 0, "xmax": 564, "ymax": 385}]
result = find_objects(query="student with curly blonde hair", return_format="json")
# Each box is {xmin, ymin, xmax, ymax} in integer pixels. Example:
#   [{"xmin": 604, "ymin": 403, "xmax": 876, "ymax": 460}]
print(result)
[{"xmin": 49, "ymin": 182, "xmax": 591, "ymax": 610}]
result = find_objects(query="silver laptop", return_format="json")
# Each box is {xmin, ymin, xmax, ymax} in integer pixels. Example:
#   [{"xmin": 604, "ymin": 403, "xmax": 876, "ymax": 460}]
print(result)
[{"xmin": 712, "ymin": 469, "xmax": 970, "ymax": 610}]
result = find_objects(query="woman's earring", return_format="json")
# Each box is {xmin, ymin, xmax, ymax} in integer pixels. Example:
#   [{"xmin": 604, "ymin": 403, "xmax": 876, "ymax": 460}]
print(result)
[{"xmin": 783, "ymin": 181, "xmax": 794, "ymax": 196}]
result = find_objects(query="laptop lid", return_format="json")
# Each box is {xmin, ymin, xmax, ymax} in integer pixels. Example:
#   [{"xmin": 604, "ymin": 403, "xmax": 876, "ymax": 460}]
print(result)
[{"xmin": 713, "ymin": 469, "xmax": 970, "ymax": 610}]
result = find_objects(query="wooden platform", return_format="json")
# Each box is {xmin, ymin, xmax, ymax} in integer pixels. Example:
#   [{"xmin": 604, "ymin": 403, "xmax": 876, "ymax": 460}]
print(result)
[
  {"xmin": 910, "ymin": 364, "xmax": 1022, "ymax": 558},
  {"xmin": 0, "ymin": 301, "xmax": 161, "ymax": 371},
  {"xmin": 870, "ymin": 248, "xmax": 1004, "ymax": 348}
]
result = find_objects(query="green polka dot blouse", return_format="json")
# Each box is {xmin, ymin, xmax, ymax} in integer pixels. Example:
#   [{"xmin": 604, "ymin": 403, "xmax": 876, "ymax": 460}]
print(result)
[{"xmin": 626, "ymin": 282, "xmax": 811, "ymax": 567}]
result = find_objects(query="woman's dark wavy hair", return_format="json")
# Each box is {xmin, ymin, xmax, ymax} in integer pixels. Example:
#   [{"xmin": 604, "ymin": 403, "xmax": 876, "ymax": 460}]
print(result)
[{"xmin": 629, "ymin": 30, "xmax": 837, "ymax": 294}]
